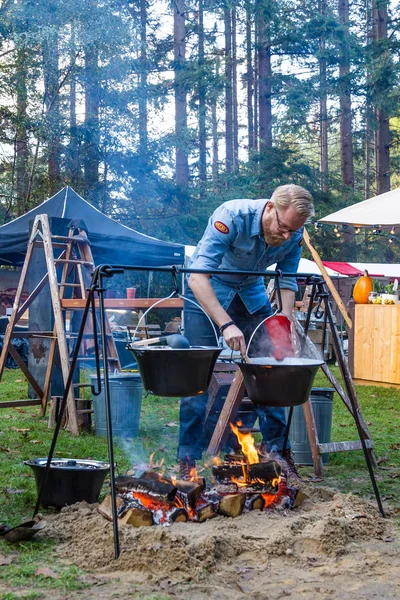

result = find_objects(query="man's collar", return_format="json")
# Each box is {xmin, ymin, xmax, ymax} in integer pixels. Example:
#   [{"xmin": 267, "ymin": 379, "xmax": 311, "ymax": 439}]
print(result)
[{"xmin": 251, "ymin": 199, "xmax": 269, "ymax": 238}]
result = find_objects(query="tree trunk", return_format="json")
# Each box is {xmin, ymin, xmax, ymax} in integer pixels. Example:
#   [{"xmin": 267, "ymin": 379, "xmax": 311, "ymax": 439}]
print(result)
[
  {"xmin": 365, "ymin": 0, "xmax": 373, "ymax": 199},
  {"xmin": 372, "ymin": 0, "xmax": 390, "ymax": 194},
  {"xmin": 84, "ymin": 45, "xmax": 101, "ymax": 205},
  {"xmin": 257, "ymin": 0, "xmax": 272, "ymax": 151},
  {"xmin": 198, "ymin": 0, "xmax": 207, "ymax": 188},
  {"xmin": 212, "ymin": 57, "xmax": 220, "ymax": 182},
  {"xmin": 224, "ymin": 3, "xmax": 233, "ymax": 172},
  {"xmin": 15, "ymin": 48, "xmax": 29, "ymax": 216},
  {"xmin": 69, "ymin": 60, "xmax": 79, "ymax": 188},
  {"xmin": 139, "ymin": 0, "xmax": 148, "ymax": 161},
  {"xmin": 338, "ymin": 0, "xmax": 354, "ymax": 190},
  {"xmin": 319, "ymin": 0, "xmax": 328, "ymax": 193},
  {"xmin": 246, "ymin": 0, "xmax": 254, "ymax": 153},
  {"xmin": 174, "ymin": 0, "xmax": 189, "ymax": 188},
  {"xmin": 43, "ymin": 34, "xmax": 61, "ymax": 195},
  {"xmin": 232, "ymin": 2, "xmax": 239, "ymax": 168},
  {"xmin": 254, "ymin": 14, "xmax": 259, "ymax": 151},
  {"xmin": 338, "ymin": 0, "xmax": 356, "ymax": 260}
]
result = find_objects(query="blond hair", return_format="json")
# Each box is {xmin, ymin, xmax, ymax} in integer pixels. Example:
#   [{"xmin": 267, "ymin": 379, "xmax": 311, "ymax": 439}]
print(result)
[{"xmin": 272, "ymin": 184, "xmax": 314, "ymax": 220}]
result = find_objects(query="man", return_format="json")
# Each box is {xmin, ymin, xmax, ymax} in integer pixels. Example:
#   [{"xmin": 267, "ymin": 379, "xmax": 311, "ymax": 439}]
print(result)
[{"xmin": 178, "ymin": 184, "xmax": 315, "ymax": 480}]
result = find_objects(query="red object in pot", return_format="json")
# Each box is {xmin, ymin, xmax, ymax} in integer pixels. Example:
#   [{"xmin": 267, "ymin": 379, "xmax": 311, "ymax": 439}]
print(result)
[{"xmin": 264, "ymin": 314, "xmax": 294, "ymax": 360}]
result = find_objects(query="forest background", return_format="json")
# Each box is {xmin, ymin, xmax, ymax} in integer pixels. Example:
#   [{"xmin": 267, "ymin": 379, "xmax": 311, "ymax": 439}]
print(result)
[{"xmin": 0, "ymin": 0, "xmax": 400, "ymax": 265}]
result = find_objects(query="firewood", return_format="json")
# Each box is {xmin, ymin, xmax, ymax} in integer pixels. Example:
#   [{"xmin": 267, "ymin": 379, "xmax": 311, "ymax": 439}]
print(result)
[
  {"xmin": 218, "ymin": 494, "xmax": 245, "ymax": 518},
  {"xmin": 195, "ymin": 502, "xmax": 217, "ymax": 522},
  {"xmin": 213, "ymin": 460, "xmax": 281, "ymax": 483},
  {"xmin": 174, "ymin": 478, "xmax": 206, "ymax": 509},
  {"xmin": 141, "ymin": 471, "xmax": 174, "ymax": 485},
  {"xmin": 167, "ymin": 508, "xmax": 189, "ymax": 523},
  {"xmin": 97, "ymin": 494, "xmax": 124, "ymax": 521},
  {"xmin": 215, "ymin": 481, "xmax": 279, "ymax": 495},
  {"xmin": 115, "ymin": 475, "xmax": 177, "ymax": 503},
  {"xmin": 293, "ymin": 489, "xmax": 308, "ymax": 509},
  {"xmin": 247, "ymin": 494, "xmax": 265, "ymax": 511},
  {"xmin": 119, "ymin": 507, "xmax": 153, "ymax": 527}
]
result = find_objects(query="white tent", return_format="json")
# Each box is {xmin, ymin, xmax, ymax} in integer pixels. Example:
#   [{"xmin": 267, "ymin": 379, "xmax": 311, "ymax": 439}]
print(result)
[{"xmin": 318, "ymin": 188, "xmax": 400, "ymax": 229}]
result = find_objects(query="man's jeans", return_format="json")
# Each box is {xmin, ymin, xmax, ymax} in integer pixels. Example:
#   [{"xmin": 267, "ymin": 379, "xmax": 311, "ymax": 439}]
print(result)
[{"xmin": 178, "ymin": 291, "xmax": 289, "ymax": 461}]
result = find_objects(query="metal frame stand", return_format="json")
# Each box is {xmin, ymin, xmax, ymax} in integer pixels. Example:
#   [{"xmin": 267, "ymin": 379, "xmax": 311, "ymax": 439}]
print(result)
[{"xmin": 32, "ymin": 265, "xmax": 385, "ymax": 562}]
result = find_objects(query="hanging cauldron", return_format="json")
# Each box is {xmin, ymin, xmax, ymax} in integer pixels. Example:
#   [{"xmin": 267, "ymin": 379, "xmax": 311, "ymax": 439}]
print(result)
[
  {"xmin": 128, "ymin": 346, "xmax": 222, "ymax": 397},
  {"xmin": 237, "ymin": 357, "xmax": 324, "ymax": 407}
]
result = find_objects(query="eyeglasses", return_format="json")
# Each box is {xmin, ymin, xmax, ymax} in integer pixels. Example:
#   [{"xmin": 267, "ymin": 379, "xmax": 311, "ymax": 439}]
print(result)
[{"xmin": 274, "ymin": 206, "xmax": 297, "ymax": 235}]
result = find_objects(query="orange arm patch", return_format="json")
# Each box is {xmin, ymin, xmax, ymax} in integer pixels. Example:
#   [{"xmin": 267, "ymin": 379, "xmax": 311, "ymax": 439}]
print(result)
[{"xmin": 214, "ymin": 221, "xmax": 230, "ymax": 234}]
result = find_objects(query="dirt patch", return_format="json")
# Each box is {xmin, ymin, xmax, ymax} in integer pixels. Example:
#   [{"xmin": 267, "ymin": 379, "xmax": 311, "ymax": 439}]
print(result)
[{"xmin": 42, "ymin": 484, "xmax": 400, "ymax": 598}]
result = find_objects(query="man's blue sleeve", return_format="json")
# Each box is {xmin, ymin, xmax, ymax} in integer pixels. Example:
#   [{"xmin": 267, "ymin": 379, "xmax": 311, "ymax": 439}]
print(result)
[{"xmin": 190, "ymin": 205, "xmax": 237, "ymax": 271}]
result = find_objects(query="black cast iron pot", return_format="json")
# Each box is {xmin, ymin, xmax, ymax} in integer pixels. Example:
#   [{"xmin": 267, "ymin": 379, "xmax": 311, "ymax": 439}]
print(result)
[
  {"xmin": 236, "ymin": 357, "xmax": 324, "ymax": 407},
  {"xmin": 129, "ymin": 346, "xmax": 222, "ymax": 397},
  {"xmin": 24, "ymin": 458, "xmax": 110, "ymax": 508}
]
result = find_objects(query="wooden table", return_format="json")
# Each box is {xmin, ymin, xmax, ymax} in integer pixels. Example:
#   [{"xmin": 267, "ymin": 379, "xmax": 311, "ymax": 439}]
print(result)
[{"xmin": 349, "ymin": 303, "xmax": 400, "ymax": 388}]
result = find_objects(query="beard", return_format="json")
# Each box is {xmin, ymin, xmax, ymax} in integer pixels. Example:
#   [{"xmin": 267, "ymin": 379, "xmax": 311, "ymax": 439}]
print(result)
[{"xmin": 262, "ymin": 213, "xmax": 285, "ymax": 247}]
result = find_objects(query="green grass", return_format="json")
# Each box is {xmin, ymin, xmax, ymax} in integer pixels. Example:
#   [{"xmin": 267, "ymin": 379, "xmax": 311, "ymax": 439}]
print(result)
[{"xmin": 0, "ymin": 366, "xmax": 399, "ymax": 594}]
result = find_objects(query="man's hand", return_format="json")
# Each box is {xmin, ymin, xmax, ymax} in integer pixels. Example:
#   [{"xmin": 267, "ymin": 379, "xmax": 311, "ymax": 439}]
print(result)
[{"xmin": 223, "ymin": 323, "xmax": 247, "ymax": 356}]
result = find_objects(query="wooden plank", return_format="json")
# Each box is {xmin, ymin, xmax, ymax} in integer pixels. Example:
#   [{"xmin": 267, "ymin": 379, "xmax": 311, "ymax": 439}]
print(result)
[
  {"xmin": 61, "ymin": 298, "xmax": 184, "ymax": 310},
  {"xmin": 318, "ymin": 440, "xmax": 374, "ymax": 453},
  {"xmin": 0, "ymin": 399, "xmax": 42, "ymax": 408},
  {"xmin": 207, "ymin": 371, "xmax": 246, "ymax": 455},
  {"xmin": 41, "ymin": 215, "xmax": 79, "ymax": 435},
  {"xmin": 303, "ymin": 228, "xmax": 352, "ymax": 329},
  {"xmin": 302, "ymin": 401, "xmax": 324, "ymax": 477}
]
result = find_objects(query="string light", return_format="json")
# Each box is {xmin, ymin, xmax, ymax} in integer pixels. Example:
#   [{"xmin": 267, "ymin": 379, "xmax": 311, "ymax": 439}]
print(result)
[
  {"xmin": 390, "ymin": 227, "xmax": 395, "ymax": 235},
  {"xmin": 354, "ymin": 227, "xmax": 360, "ymax": 234},
  {"xmin": 336, "ymin": 231, "xmax": 341, "ymax": 238},
  {"xmin": 333, "ymin": 225, "xmax": 339, "ymax": 233},
  {"xmin": 389, "ymin": 236, "xmax": 395, "ymax": 244}
]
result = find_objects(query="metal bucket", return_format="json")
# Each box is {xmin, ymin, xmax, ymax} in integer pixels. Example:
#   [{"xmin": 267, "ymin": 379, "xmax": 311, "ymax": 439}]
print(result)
[
  {"xmin": 129, "ymin": 346, "xmax": 222, "ymax": 397},
  {"xmin": 236, "ymin": 357, "xmax": 324, "ymax": 407}
]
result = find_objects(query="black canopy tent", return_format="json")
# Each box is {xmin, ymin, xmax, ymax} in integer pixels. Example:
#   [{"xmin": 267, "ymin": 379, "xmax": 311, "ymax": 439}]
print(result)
[{"xmin": 0, "ymin": 187, "xmax": 185, "ymax": 267}]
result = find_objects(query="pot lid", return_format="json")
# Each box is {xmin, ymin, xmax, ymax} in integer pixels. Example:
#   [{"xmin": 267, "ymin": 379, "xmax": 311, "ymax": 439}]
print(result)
[{"xmin": 24, "ymin": 458, "xmax": 110, "ymax": 470}]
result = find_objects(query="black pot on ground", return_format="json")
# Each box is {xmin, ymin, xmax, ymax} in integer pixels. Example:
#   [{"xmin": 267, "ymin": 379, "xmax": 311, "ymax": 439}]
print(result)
[{"xmin": 24, "ymin": 458, "xmax": 110, "ymax": 509}]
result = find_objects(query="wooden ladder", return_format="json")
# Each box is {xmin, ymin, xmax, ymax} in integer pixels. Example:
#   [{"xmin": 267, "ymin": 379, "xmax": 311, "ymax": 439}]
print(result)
[{"xmin": 0, "ymin": 213, "xmax": 121, "ymax": 435}]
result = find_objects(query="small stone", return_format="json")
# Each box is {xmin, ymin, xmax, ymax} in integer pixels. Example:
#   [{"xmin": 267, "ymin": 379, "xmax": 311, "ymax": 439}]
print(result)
[{"xmin": 285, "ymin": 548, "xmax": 294, "ymax": 556}]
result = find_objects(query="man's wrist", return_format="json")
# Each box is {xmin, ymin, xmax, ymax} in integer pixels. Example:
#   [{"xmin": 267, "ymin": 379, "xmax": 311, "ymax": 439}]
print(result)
[{"xmin": 219, "ymin": 320, "xmax": 235, "ymax": 334}]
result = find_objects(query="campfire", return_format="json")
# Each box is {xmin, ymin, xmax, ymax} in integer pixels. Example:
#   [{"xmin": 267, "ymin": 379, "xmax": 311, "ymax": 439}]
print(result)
[{"xmin": 98, "ymin": 423, "xmax": 304, "ymax": 527}]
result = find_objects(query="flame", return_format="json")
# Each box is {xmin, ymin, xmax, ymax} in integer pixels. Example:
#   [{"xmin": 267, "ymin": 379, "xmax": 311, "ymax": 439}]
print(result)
[
  {"xmin": 230, "ymin": 421, "xmax": 259, "ymax": 464},
  {"xmin": 189, "ymin": 466, "xmax": 198, "ymax": 481},
  {"xmin": 262, "ymin": 480, "xmax": 286, "ymax": 507}
]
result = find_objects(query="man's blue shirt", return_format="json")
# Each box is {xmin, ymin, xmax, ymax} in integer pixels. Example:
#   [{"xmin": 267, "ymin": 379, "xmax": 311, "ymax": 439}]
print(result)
[{"xmin": 188, "ymin": 199, "xmax": 303, "ymax": 314}]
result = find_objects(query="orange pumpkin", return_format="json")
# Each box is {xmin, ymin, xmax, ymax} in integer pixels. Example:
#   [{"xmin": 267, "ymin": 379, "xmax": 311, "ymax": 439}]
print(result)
[{"xmin": 353, "ymin": 270, "xmax": 373, "ymax": 304}]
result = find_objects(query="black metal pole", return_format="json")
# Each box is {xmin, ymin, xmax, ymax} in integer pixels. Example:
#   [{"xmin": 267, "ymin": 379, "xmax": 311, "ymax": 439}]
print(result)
[
  {"xmin": 97, "ymin": 273, "xmax": 120, "ymax": 558},
  {"xmin": 33, "ymin": 289, "xmax": 94, "ymax": 518},
  {"xmin": 321, "ymin": 283, "xmax": 385, "ymax": 517}
]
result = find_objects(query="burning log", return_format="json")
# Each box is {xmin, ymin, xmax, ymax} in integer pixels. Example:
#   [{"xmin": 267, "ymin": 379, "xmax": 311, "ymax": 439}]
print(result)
[
  {"xmin": 215, "ymin": 481, "xmax": 279, "ymax": 495},
  {"xmin": 218, "ymin": 493, "xmax": 245, "ymax": 518},
  {"xmin": 195, "ymin": 502, "xmax": 217, "ymax": 522},
  {"xmin": 174, "ymin": 478, "xmax": 206, "ymax": 510},
  {"xmin": 115, "ymin": 475, "xmax": 177, "ymax": 504},
  {"xmin": 167, "ymin": 507, "xmax": 189, "ymax": 523},
  {"xmin": 119, "ymin": 507, "xmax": 154, "ymax": 527},
  {"xmin": 247, "ymin": 494, "xmax": 265, "ymax": 511},
  {"xmin": 212, "ymin": 460, "xmax": 281, "ymax": 484}
]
